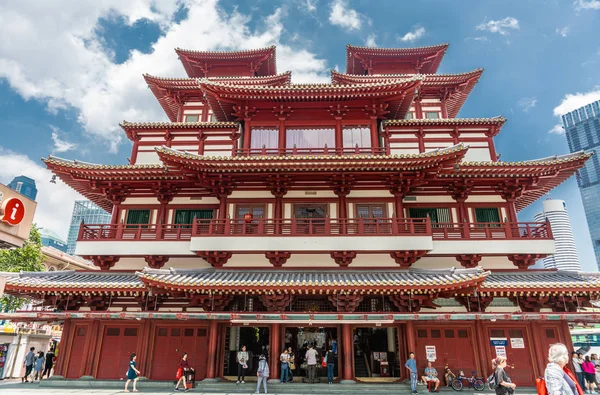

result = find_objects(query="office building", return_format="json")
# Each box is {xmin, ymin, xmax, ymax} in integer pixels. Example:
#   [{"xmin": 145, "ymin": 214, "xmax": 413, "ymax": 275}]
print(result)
[
  {"xmin": 7, "ymin": 176, "xmax": 37, "ymax": 201},
  {"xmin": 534, "ymin": 199, "xmax": 580, "ymax": 270},
  {"xmin": 65, "ymin": 200, "xmax": 111, "ymax": 254}
]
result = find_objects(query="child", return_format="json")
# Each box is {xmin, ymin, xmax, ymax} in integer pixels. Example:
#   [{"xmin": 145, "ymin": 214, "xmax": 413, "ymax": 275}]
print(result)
[{"xmin": 33, "ymin": 351, "xmax": 44, "ymax": 383}]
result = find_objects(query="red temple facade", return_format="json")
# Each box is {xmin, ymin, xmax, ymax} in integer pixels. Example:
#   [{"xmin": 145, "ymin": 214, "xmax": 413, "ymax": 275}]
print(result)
[{"xmin": 3, "ymin": 44, "xmax": 599, "ymax": 386}]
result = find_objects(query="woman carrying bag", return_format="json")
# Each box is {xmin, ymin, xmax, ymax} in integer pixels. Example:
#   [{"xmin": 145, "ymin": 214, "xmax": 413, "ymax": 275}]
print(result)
[
  {"xmin": 175, "ymin": 352, "xmax": 193, "ymax": 392},
  {"xmin": 237, "ymin": 345, "xmax": 249, "ymax": 384}
]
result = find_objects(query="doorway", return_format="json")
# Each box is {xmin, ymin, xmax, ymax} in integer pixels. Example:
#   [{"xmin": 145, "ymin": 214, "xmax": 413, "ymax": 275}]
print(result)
[
  {"xmin": 284, "ymin": 326, "xmax": 339, "ymax": 382},
  {"xmin": 354, "ymin": 327, "xmax": 398, "ymax": 380},
  {"xmin": 294, "ymin": 204, "xmax": 328, "ymax": 234},
  {"xmin": 223, "ymin": 326, "xmax": 269, "ymax": 377},
  {"xmin": 150, "ymin": 325, "xmax": 209, "ymax": 380}
]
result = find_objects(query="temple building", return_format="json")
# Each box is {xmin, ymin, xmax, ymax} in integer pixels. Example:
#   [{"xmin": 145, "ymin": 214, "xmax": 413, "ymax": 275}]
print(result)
[{"xmin": 2, "ymin": 44, "xmax": 599, "ymax": 386}]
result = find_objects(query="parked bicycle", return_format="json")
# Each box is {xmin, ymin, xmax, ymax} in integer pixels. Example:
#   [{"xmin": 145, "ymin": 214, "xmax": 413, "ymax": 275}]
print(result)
[{"xmin": 451, "ymin": 369, "xmax": 485, "ymax": 391}]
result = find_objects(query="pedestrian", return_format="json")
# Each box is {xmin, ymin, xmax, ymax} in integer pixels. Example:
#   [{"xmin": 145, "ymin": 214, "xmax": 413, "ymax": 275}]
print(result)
[
  {"xmin": 237, "ymin": 345, "xmax": 248, "ymax": 384},
  {"xmin": 325, "ymin": 346, "xmax": 335, "ymax": 384},
  {"xmin": 43, "ymin": 347, "xmax": 55, "ymax": 379},
  {"xmin": 280, "ymin": 348, "xmax": 290, "ymax": 383},
  {"xmin": 592, "ymin": 354, "xmax": 600, "ymax": 368},
  {"xmin": 545, "ymin": 344, "xmax": 580, "ymax": 395},
  {"xmin": 33, "ymin": 351, "xmax": 44, "ymax": 383},
  {"xmin": 175, "ymin": 352, "xmax": 193, "ymax": 392},
  {"xmin": 255, "ymin": 354, "xmax": 269, "ymax": 394},
  {"xmin": 287, "ymin": 347, "xmax": 295, "ymax": 382},
  {"xmin": 582, "ymin": 356, "xmax": 597, "ymax": 393},
  {"xmin": 305, "ymin": 343, "xmax": 319, "ymax": 383},
  {"xmin": 124, "ymin": 353, "xmax": 141, "ymax": 393},
  {"xmin": 405, "ymin": 352, "xmax": 418, "ymax": 395},
  {"xmin": 422, "ymin": 361, "xmax": 440, "ymax": 392},
  {"xmin": 494, "ymin": 356, "xmax": 516, "ymax": 395},
  {"xmin": 22, "ymin": 346, "xmax": 35, "ymax": 383},
  {"xmin": 574, "ymin": 353, "xmax": 586, "ymax": 390}
]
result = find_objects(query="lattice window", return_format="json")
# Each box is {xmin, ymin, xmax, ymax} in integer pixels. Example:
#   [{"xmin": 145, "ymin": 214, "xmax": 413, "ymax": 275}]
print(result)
[{"xmin": 291, "ymin": 297, "xmax": 335, "ymax": 312}]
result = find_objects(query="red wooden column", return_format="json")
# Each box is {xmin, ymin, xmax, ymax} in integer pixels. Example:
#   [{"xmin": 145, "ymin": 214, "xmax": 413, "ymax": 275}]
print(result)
[
  {"xmin": 474, "ymin": 320, "xmax": 490, "ymax": 378},
  {"xmin": 530, "ymin": 322, "xmax": 546, "ymax": 379},
  {"xmin": 243, "ymin": 118, "xmax": 252, "ymax": 150},
  {"xmin": 54, "ymin": 319, "xmax": 72, "ymax": 377},
  {"xmin": 334, "ymin": 117, "xmax": 343, "ymax": 151},
  {"xmin": 278, "ymin": 118, "xmax": 286, "ymax": 155},
  {"xmin": 414, "ymin": 98, "xmax": 423, "ymax": 119},
  {"xmin": 405, "ymin": 321, "xmax": 416, "ymax": 355},
  {"xmin": 369, "ymin": 116, "xmax": 378, "ymax": 149},
  {"xmin": 84, "ymin": 321, "xmax": 100, "ymax": 376},
  {"xmin": 393, "ymin": 193, "xmax": 405, "ymax": 219},
  {"xmin": 337, "ymin": 324, "xmax": 343, "ymax": 382},
  {"xmin": 269, "ymin": 323, "xmax": 281, "ymax": 381},
  {"xmin": 110, "ymin": 205, "xmax": 119, "ymax": 224},
  {"xmin": 205, "ymin": 320, "xmax": 219, "ymax": 380},
  {"xmin": 341, "ymin": 323, "xmax": 355, "ymax": 382}
]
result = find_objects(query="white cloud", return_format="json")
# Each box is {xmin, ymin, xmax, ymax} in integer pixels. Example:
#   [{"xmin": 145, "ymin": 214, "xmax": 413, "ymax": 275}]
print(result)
[
  {"xmin": 476, "ymin": 17, "xmax": 520, "ymax": 35},
  {"xmin": 0, "ymin": 147, "xmax": 83, "ymax": 240},
  {"xmin": 0, "ymin": 0, "xmax": 330, "ymax": 153},
  {"xmin": 575, "ymin": 0, "xmax": 600, "ymax": 10},
  {"xmin": 328, "ymin": 0, "xmax": 361, "ymax": 30},
  {"xmin": 517, "ymin": 97, "xmax": 537, "ymax": 112},
  {"xmin": 365, "ymin": 33, "xmax": 377, "ymax": 47},
  {"xmin": 548, "ymin": 124, "xmax": 565, "ymax": 135},
  {"xmin": 553, "ymin": 89, "xmax": 600, "ymax": 116},
  {"xmin": 303, "ymin": 0, "xmax": 317, "ymax": 12},
  {"xmin": 50, "ymin": 125, "xmax": 77, "ymax": 153},
  {"xmin": 397, "ymin": 27, "xmax": 426, "ymax": 43},
  {"xmin": 556, "ymin": 27, "xmax": 569, "ymax": 37}
]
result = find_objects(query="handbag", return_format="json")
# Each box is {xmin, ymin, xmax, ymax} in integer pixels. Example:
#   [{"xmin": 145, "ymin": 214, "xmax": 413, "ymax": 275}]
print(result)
[
  {"xmin": 321, "ymin": 356, "xmax": 327, "ymax": 368},
  {"xmin": 289, "ymin": 361, "xmax": 296, "ymax": 370},
  {"xmin": 176, "ymin": 367, "xmax": 183, "ymax": 380},
  {"xmin": 536, "ymin": 377, "xmax": 548, "ymax": 395}
]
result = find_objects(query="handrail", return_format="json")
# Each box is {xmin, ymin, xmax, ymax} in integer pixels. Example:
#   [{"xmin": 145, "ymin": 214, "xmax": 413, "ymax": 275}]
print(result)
[
  {"xmin": 431, "ymin": 221, "xmax": 552, "ymax": 240},
  {"xmin": 233, "ymin": 146, "xmax": 388, "ymax": 157}
]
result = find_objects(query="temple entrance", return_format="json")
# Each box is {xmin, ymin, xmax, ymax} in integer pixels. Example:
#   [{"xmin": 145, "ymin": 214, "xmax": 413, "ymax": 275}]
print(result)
[
  {"xmin": 283, "ymin": 326, "xmax": 339, "ymax": 383},
  {"xmin": 223, "ymin": 326, "xmax": 269, "ymax": 378},
  {"xmin": 353, "ymin": 327, "xmax": 398, "ymax": 380}
]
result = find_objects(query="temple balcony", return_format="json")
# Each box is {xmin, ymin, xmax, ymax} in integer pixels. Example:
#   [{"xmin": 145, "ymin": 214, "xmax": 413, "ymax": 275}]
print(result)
[
  {"xmin": 232, "ymin": 146, "xmax": 388, "ymax": 157},
  {"xmin": 75, "ymin": 219, "xmax": 554, "ymax": 263}
]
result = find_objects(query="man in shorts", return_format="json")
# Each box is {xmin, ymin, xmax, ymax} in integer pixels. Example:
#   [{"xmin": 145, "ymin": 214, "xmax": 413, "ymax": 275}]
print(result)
[{"xmin": 421, "ymin": 361, "xmax": 440, "ymax": 392}]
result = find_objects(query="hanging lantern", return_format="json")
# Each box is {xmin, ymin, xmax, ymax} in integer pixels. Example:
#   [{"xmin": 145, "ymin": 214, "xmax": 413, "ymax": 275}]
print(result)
[{"xmin": 244, "ymin": 213, "xmax": 253, "ymax": 223}]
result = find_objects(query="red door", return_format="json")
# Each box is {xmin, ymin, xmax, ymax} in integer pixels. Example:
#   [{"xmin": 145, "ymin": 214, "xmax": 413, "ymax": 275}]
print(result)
[
  {"xmin": 66, "ymin": 325, "xmax": 89, "ymax": 378},
  {"xmin": 488, "ymin": 327, "xmax": 534, "ymax": 386},
  {"xmin": 96, "ymin": 326, "xmax": 139, "ymax": 379},
  {"xmin": 151, "ymin": 326, "xmax": 209, "ymax": 380},
  {"xmin": 443, "ymin": 327, "xmax": 477, "ymax": 376}
]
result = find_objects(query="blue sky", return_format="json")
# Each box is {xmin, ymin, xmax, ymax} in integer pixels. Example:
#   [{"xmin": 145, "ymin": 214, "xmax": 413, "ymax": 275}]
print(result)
[{"xmin": 0, "ymin": 0, "xmax": 599, "ymax": 269}]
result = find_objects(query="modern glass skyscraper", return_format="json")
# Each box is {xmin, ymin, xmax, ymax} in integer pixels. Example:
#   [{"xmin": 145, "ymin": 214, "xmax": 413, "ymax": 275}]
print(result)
[
  {"xmin": 561, "ymin": 99, "xmax": 600, "ymax": 270},
  {"xmin": 7, "ymin": 175, "xmax": 37, "ymax": 200},
  {"xmin": 534, "ymin": 199, "xmax": 580, "ymax": 271},
  {"xmin": 66, "ymin": 200, "xmax": 111, "ymax": 254}
]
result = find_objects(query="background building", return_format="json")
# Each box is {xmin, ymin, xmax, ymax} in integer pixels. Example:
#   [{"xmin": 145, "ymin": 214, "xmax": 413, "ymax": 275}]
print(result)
[
  {"xmin": 66, "ymin": 200, "xmax": 111, "ymax": 255},
  {"xmin": 39, "ymin": 227, "xmax": 68, "ymax": 253},
  {"xmin": 0, "ymin": 183, "xmax": 37, "ymax": 249},
  {"xmin": 534, "ymin": 199, "xmax": 580, "ymax": 270},
  {"xmin": 7, "ymin": 175, "xmax": 37, "ymax": 201},
  {"xmin": 562, "ymin": 99, "xmax": 600, "ymax": 270}
]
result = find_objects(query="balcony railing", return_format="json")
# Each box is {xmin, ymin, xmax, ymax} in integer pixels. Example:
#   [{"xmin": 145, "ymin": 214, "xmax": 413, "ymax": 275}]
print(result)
[
  {"xmin": 77, "ymin": 220, "xmax": 552, "ymax": 241},
  {"xmin": 431, "ymin": 221, "xmax": 552, "ymax": 240},
  {"xmin": 233, "ymin": 146, "xmax": 388, "ymax": 157},
  {"xmin": 192, "ymin": 218, "xmax": 431, "ymax": 236}
]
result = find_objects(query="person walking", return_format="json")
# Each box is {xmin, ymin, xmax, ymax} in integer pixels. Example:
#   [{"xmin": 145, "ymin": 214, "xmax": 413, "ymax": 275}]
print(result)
[
  {"xmin": 287, "ymin": 347, "xmax": 295, "ymax": 383},
  {"xmin": 279, "ymin": 348, "xmax": 290, "ymax": 383},
  {"xmin": 255, "ymin": 354, "xmax": 269, "ymax": 394},
  {"xmin": 405, "ymin": 352, "xmax": 418, "ymax": 395},
  {"xmin": 582, "ymin": 356, "xmax": 597, "ymax": 394},
  {"xmin": 305, "ymin": 343, "xmax": 319, "ymax": 383},
  {"xmin": 175, "ymin": 352, "xmax": 193, "ymax": 392},
  {"xmin": 22, "ymin": 346, "xmax": 35, "ymax": 383},
  {"xmin": 325, "ymin": 346, "xmax": 335, "ymax": 384},
  {"xmin": 545, "ymin": 343, "xmax": 582, "ymax": 395},
  {"xmin": 574, "ymin": 353, "xmax": 586, "ymax": 390},
  {"xmin": 33, "ymin": 352, "xmax": 44, "ymax": 383},
  {"xmin": 494, "ymin": 356, "xmax": 516, "ymax": 395},
  {"xmin": 592, "ymin": 355, "xmax": 600, "ymax": 368},
  {"xmin": 237, "ymin": 345, "xmax": 248, "ymax": 384},
  {"xmin": 124, "ymin": 353, "xmax": 141, "ymax": 393},
  {"xmin": 43, "ymin": 347, "xmax": 55, "ymax": 379}
]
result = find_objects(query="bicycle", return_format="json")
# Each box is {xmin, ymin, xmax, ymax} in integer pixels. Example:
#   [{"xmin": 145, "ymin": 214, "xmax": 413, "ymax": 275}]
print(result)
[{"xmin": 451, "ymin": 370, "xmax": 485, "ymax": 391}]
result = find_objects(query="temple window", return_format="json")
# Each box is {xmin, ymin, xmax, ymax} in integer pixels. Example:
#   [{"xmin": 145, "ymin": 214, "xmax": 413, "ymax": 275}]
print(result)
[
  {"xmin": 185, "ymin": 114, "xmax": 199, "ymax": 123},
  {"xmin": 174, "ymin": 209, "xmax": 214, "ymax": 227},
  {"xmin": 343, "ymin": 125, "xmax": 371, "ymax": 148},
  {"xmin": 126, "ymin": 209, "xmax": 150, "ymax": 227},
  {"xmin": 408, "ymin": 208, "xmax": 451, "ymax": 225},
  {"xmin": 236, "ymin": 205, "xmax": 265, "ymax": 219},
  {"xmin": 250, "ymin": 127, "xmax": 278, "ymax": 149},
  {"xmin": 474, "ymin": 207, "xmax": 501, "ymax": 225},
  {"xmin": 286, "ymin": 127, "xmax": 335, "ymax": 150},
  {"xmin": 356, "ymin": 204, "xmax": 386, "ymax": 218},
  {"xmin": 405, "ymin": 112, "xmax": 414, "ymax": 120},
  {"xmin": 425, "ymin": 111, "xmax": 440, "ymax": 119}
]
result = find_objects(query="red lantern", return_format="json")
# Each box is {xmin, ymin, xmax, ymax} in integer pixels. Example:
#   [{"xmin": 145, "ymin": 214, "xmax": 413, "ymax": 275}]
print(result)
[{"xmin": 244, "ymin": 213, "xmax": 253, "ymax": 223}]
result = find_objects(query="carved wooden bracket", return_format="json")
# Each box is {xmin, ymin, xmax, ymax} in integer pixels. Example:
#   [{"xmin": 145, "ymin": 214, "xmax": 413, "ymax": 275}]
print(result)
[
  {"xmin": 363, "ymin": 102, "xmax": 390, "ymax": 118},
  {"xmin": 267, "ymin": 175, "xmax": 290, "ymax": 197},
  {"xmin": 455, "ymin": 254, "xmax": 482, "ymax": 268},
  {"xmin": 389, "ymin": 250, "xmax": 427, "ymax": 268},
  {"xmin": 328, "ymin": 104, "xmax": 349, "ymax": 119},
  {"xmin": 447, "ymin": 180, "xmax": 473, "ymax": 203},
  {"xmin": 331, "ymin": 251, "xmax": 357, "ymax": 267},
  {"xmin": 232, "ymin": 104, "xmax": 257, "ymax": 120},
  {"xmin": 265, "ymin": 251, "xmax": 291, "ymax": 267},
  {"xmin": 389, "ymin": 293, "xmax": 438, "ymax": 312},
  {"xmin": 83, "ymin": 255, "xmax": 120, "ymax": 271},
  {"xmin": 144, "ymin": 255, "xmax": 169, "ymax": 269},
  {"xmin": 330, "ymin": 174, "xmax": 355, "ymax": 197},
  {"xmin": 258, "ymin": 294, "xmax": 293, "ymax": 312},
  {"xmin": 102, "ymin": 186, "xmax": 128, "ymax": 205},
  {"xmin": 455, "ymin": 295, "xmax": 494, "ymax": 312},
  {"xmin": 154, "ymin": 184, "xmax": 178, "ymax": 204},
  {"xmin": 509, "ymin": 294, "xmax": 591, "ymax": 313},
  {"xmin": 507, "ymin": 254, "xmax": 544, "ymax": 269},
  {"xmin": 328, "ymin": 294, "xmax": 363, "ymax": 312},
  {"xmin": 136, "ymin": 295, "xmax": 165, "ymax": 311},
  {"xmin": 203, "ymin": 294, "xmax": 234, "ymax": 312},
  {"xmin": 272, "ymin": 104, "xmax": 293, "ymax": 119},
  {"xmin": 196, "ymin": 251, "xmax": 232, "ymax": 268}
]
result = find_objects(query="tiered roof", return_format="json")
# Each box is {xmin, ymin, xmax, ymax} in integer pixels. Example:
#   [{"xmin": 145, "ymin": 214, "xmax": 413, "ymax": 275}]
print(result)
[
  {"xmin": 175, "ymin": 46, "xmax": 277, "ymax": 78},
  {"xmin": 346, "ymin": 43, "xmax": 449, "ymax": 75}
]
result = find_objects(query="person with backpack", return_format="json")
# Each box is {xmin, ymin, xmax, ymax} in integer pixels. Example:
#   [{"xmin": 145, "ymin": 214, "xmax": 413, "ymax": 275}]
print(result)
[
  {"xmin": 324, "ymin": 346, "xmax": 336, "ymax": 384},
  {"xmin": 544, "ymin": 344, "xmax": 581, "ymax": 395},
  {"xmin": 494, "ymin": 356, "xmax": 516, "ymax": 395},
  {"xmin": 255, "ymin": 354, "xmax": 269, "ymax": 394}
]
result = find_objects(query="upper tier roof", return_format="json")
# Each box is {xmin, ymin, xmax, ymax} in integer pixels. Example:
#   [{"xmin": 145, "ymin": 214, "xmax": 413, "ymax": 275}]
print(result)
[
  {"xmin": 143, "ymin": 72, "xmax": 292, "ymax": 121},
  {"xmin": 175, "ymin": 46, "xmax": 277, "ymax": 78},
  {"xmin": 199, "ymin": 77, "xmax": 422, "ymax": 122},
  {"xmin": 346, "ymin": 43, "xmax": 449, "ymax": 75},
  {"xmin": 332, "ymin": 69, "xmax": 484, "ymax": 118}
]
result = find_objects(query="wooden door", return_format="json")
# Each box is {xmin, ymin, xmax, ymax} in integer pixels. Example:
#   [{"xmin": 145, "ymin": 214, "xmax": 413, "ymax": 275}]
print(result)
[
  {"xmin": 488, "ymin": 327, "xmax": 534, "ymax": 386},
  {"xmin": 294, "ymin": 204, "xmax": 327, "ymax": 234},
  {"xmin": 151, "ymin": 326, "xmax": 210, "ymax": 380},
  {"xmin": 66, "ymin": 325, "xmax": 89, "ymax": 378},
  {"xmin": 96, "ymin": 326, "xmax": 139, "ymax": 379}
]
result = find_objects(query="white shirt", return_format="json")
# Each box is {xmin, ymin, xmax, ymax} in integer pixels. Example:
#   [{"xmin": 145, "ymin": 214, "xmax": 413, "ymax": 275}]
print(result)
[
  {"xmin": 280, "ymin": 353, "xmax": 289, "ymax": 363},
  {"xmin": 306, "ymin": 348, "xmax": 318, "ymax": 365}
]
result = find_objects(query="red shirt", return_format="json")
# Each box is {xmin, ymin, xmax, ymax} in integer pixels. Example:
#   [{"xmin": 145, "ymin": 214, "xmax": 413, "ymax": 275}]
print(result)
[{"xmin": 180, "ymin": 359, "xmax": 190, "ymax": 370}]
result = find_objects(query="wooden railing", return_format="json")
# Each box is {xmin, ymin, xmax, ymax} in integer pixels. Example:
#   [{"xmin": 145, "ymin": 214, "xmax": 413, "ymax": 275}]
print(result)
[
  {"xmin": 192, "ymin": 217, "xmax": 431, "ymax": 236},
  {"xmin": 77, "ymin": 220, "xmax": 552, "ymax": 241},
  {"xmin": 431, "ymin": 221, "xmax": 552, "ymax": 240},
  {"xmin": 233, "ymin": 146, "xmax": 388, "ymax": 157}
]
